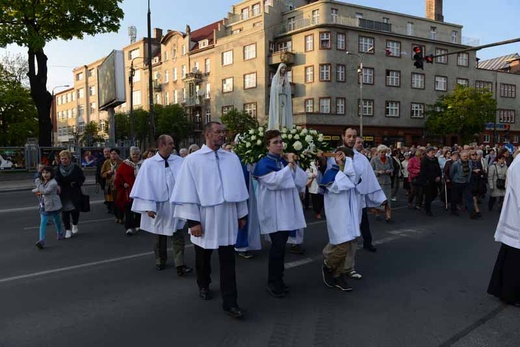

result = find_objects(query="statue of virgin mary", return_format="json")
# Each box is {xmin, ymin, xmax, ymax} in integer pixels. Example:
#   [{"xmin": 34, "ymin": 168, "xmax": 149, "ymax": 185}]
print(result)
[{"xmin": 268, "ymin": 63, "xmax": 293, "ymax": 130}]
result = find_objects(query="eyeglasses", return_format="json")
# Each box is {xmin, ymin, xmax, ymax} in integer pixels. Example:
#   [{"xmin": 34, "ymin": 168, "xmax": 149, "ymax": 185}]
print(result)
[{"xmin": 271, "ymin": 140, "xmax": 284, "ymax": 145}]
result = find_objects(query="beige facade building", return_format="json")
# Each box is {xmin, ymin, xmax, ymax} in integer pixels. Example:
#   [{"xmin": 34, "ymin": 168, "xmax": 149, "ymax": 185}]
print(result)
[{"xmin": 55, "ymin": 0, "xmax": 519, "ymax": 147}]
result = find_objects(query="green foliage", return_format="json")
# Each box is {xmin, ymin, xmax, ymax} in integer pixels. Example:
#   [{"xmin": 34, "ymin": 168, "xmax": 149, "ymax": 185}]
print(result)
[
  {"xmin": 80, "ymin": 121, "xmax": 105, "ymax": 146},
  {"xmin": 221, "ymin": 108, "xmax": 259, "ymax": 139},
  {"xmin": 155, "ymin": 104, "xmax": 192, "ymax": 146},
  {"xmin": 0, "ymin": 57, "xmax": 38, "ymax": 146},
  {"xmin": 133, "ymin": 109, "xmax": 151, "ymax": 146},
  {"xmin": 114, "ymin": 112, "xmax": 130, "ymax": 141},
  {"xmin": 425, "ymin": 85, "xmax": 497, "ymax": 144}
]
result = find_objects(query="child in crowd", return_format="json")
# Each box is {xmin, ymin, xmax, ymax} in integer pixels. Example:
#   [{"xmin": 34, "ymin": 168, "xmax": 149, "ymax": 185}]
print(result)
[{"xmin": 32, "ymin": 166, "xmax": 64, "ymax": 249}]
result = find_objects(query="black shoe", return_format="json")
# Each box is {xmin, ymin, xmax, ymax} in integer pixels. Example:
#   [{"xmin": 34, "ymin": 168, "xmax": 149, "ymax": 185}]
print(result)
[
  {"xmin": 266, "ymin": 284, "xmax": 285, "ymax": 298},
  {"xmin": 363, "ymin": 245, "xmax": 377, "ymax": 253},
  {"xmin": 156, "ymin": 264, "xmax": 166, "ymax": 271},
  {"xmin": 322, "ymin": 264, "xmax": 335, "ymax": 288},
  {"xmin": 281, "ymin": 282, "xmax": 290, "ymax": 294},
  {"xmin": 176, "ymin": 265, "xmax": 193, "ymax": 277},
  {"xmin": 224, "ymin": 306, "xmax": 244, "ymax": 319},
  {"xmin": 385, "ymin": 218, "xmax": 393, "ymax": 223},
  {"xmin": 290, "ymin": 244, "xmax": 305, "ymax": 255},
  {"xmin": 199, "ymin": 287, "xmax": 212, "ymax": 300},
  {"xmin": 35, "ymin": 240, "xmax": 44, "ymax": 249},
  {"xmin": 333, "ymin": 275, "xmax": 353, "ymax": 292},
  {"xmin": 425, "ymin": 210, "xmax": 433, "ymax": 216}
]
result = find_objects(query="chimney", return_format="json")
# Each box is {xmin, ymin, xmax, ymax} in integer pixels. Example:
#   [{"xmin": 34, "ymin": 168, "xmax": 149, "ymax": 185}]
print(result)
[
  {"xmin": 153, "ymin": 28, "xmax": 163, "ymax": 39},
  {"xmin": 426, "ymin": 0, "xmax": 444, "ymax": 22}
]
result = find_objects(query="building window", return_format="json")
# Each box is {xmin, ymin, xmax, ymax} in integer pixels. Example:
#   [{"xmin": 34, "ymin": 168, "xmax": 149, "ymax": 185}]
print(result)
[
  {"xmin": 173, "ymin": 68, "xmax": 177, "ymax": 81},
  {"xmin": 513, "ymin": 135, "xmax": 519, "ymax": 144},
  {"xmin": 181, "ymin": 45, "xmax": 187, "ymax": 56},
  {"xmin": 288, "ymin": 17, "xmax": 296, "ymax": 31},
  {"xmin": 407, "ymin": 22, "xmax": 414, "ymax": 36},
  {"xmin": 222, "ymin": 77, "xmax": 234, "ymax": 93},
  {"xmin": 456, "ymin": 78, "xmax": 469, "ymax": 87},
  {"xmin": 430, "ymin": 26, "xmax": 437, "ymax": 40},
  {"xmin": 222, "ymin": 105, "xmax": 234, "ymax": 115},
  {"xmin": 331, "ymin": 8, "xmax": 339, "ymax": 23},
  {"xmin": 243, "ymin": 43, "xmax": 256, "ymax": 60},
  {"xmin": 244, "ymin": 102, "xmax": 257, "ymax": 118},
  {"xmin": 386, "ymin": 40, "xmax": 401, "ymax": 57},
  {"xmin": 451, "ymin": 30, "xmax": 458, "ymax": 43},
  {"xmin": 411, "ymin": 103, "xmax": 424, "ymax": 119},
  {"xmin": 244, "ymin": 72, "xmax": 257, "ymax": 89},
  {"xmin": 205, "ymin": 83, "xmax": 211, "ymax": 99},
  {"xmin": 305, "ymin": 99, "xmax": 314, "ymax": 113},
  {"xmin": 336, "ymin": 97, "xmax": 345, "ymax": 114},
  {"xmin": 385, "ymin": 101, "xmax": 400, "ymax": 118},
  {"xmin": 435, "ymin": 76, "xmax": 448, "ymax": 91},
  {"xmin": 77, "ymin": 88, "xmax": 84, "ymax": 99},
  {"xmin": 173, "ymin": 90, "xmax": 178, "ymax": 104},
  {"xmin": 500, "ymin": 83, "xmax": 516, "ymax": 98},
  {"xmin": 435, "ymin": 48, "xmax": 448, "ymax": 64},
  {"xmin": 286, "ymin": 70, "xmax": 293, "ymax": 83},
  {"xmin": 252, "ymin": 3, "xmax": 261, "ymax": 16},
  {"xmin": 88, "ymin": 69, "xmax": 94, "ymax": 77},
  {"xmin": 359, "ymin": 36, "xmax": 374, "ymax": 53},
  {"xmin": 241, "ymin": 7, "xmax": 249, "ymax": 20},
  {"xmin": 305, "ymin": 66, "xmax": 314, "ymax": 83},
  {"xmin": 181, "ymin": 65, "xmax": 186, "ymax": 78},
  {"xmin": 386, "ymin": 70, "xmax": 400, "ymax": 87},
  {"xmin": 361, "ymin": 100, "xmax": 374, "ymax": 116},
  {"xmin": 276, "ymin": 41, "xmax": 292, "ymax": 52},
  {"xmin": 305, "ymin": 34, "xmax": 314, "ymax": 52},
  {"xmin": 311, "ymin": 9, "xmax": 320, "ymax": 24},
  {"xmin": 78, "ymin": 105, "xmax": 85, "ymax": 117},
  {"xmin": 362, "ymin": 67, "xmax": 374, "ymax": 85},
  {"xmin": 76, "ymin": 72, "xmax": 84, "ymax": 81},
  {"xmin": 89, "ymin": 102, "xmax": 96, "ymax": 114},
  {"xmin": 336, "ymin": 33, "xmax": 346, "ymax": 50},
  {"xmin": 205, "ymin": 110, "xmax": 211, "ymax": 124},
  {"xmin": 475, "ymin": 80, "xmax": 493, "ymax": 92},
  {"xmin": 457, "ymin": 53, "xmax": 469, "ymax": 67},
  {"xmin": 320, "ymin": 32, "xmax": 331, "ymax": 49},
  {"xmin": 319, "ymin": 64, "xmax": 331, "ymax": 81},
  {"xmin": 319, "ymin": 98, "xmax": 331, "ymax": 113},
  {"xmin": 205, "ymin": 58, "xmax": 211, "ymax": 73},
  {"xmin": 499, "ymin": 109, "xmax": 515, "ymax": 123},
  {"xmin": 89, "ymin": 86, "xmax": 96, "ymax": 96},
  {"xmin": 164, "ymin": 70, "xmax": 169, "ymax": 83},
  {"xmin": 133, "ymin": 91, "xmax": 142, "ymax": 105},
  {"xmin": 129, "ymin": 48, "xmax": 140, "ymax": 60},
  {"xmin": 164, "ymin": 51, "xmax": 169, "ymax": 61},
  {"xmin": 483, "ymin": 134, "xmax": 491, "ymax": 143},
  {"xmin": 194, "ymin": 61, "xmax": 200, "ymax": 72},
  {"xmin": 411, "ymin": 73, "xmax": 425, "ymax": 89},
  {"xmin": 222, "ymin": 50, "xmax": 233, "ymax": 66},
  {"xmin": 336, "ymin": 64, "xmax": 346, "ymax": 82}
]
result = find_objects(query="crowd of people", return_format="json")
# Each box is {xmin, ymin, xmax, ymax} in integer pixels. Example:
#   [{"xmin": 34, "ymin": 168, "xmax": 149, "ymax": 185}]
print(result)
[{"xmin": 31, "ymin": 122, "xmax": 520, "ymax": 317}]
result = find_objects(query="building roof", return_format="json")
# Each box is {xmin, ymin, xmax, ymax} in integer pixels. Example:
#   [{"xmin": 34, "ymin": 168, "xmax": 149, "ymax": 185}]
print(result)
[
  {"xmin": 190, "ymin": 20, "xmax": 221, "ymax": 51},
  {"xmin": 478, "ymin": 53, "xmax": 520, "ymax": 71}
]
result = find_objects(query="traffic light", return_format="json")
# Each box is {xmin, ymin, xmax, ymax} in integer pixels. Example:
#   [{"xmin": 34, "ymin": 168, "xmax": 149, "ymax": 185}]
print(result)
[
  {"xmin": 413, "ymin": 46, "xmax": 423, "ymax": 70},
  {"xmin": 425, "ymin": 54, "xmax": 434, "ymax": 64}
]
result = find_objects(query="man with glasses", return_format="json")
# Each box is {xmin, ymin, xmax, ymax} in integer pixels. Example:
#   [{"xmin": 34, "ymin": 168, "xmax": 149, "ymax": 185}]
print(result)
[{"xmin": 450, "ymin": 150, "xmax": 478, "ymax": 218}]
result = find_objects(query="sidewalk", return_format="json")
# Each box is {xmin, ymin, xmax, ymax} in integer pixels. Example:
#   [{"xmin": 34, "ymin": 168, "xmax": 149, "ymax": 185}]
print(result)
[{"xmin": 0, "ymin": 170, "xmax": 96, "ymax": 193}]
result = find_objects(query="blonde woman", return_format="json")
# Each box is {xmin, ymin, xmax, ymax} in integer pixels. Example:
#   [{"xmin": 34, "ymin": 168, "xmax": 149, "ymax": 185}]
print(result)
[{"xmin": 370, "ymin": 145, "xmax": 393, "ymax": 222}]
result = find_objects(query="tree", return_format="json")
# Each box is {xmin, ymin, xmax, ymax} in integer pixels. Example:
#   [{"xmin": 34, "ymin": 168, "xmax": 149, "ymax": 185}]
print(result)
[
  {"xmin": 221, "ymin": 108, "xmax": 259, "ymax": 139},
  {"xmin": 114, "ymin": 112, "xmax": 130, "ymax": 141},
  {"xmin": 155, "ymin": 104, "xmax": 192, "ymax": 147},
  {"xmin": 0, "ymin": 56, "xmax": 38, "ymax": 146},
  {"xmin": 80, "ymin": 121, "xmax": 106, "ymax": 147},
  {"xmin": 425, "ymin": 85, "xmax": 497, "ymax": 144},
  {"xmin": 0, "ymin": 1, "xmax": 124, "ymax": 147}
]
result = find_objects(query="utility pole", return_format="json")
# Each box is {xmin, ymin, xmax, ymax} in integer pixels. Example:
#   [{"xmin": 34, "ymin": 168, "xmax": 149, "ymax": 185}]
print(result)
[{"xmin": 147, "ymin": 0, "xmax": 155, "ymax": 145}]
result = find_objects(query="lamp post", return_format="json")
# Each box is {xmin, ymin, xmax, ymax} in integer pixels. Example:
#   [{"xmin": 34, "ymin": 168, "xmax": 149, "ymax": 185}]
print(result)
[
  {"xmin": 51, "ymin": 84, "xmax": 70, "ymax": 146},
  {"xmin": 346, "ymin": 47, "xmax": 373, "ymax": 138},
  {"xmin": 129, "ymin": 57, "xmax": 144, "ymax": 145},
  {"xmin": 147, "ymin": 0, "xmax": 155, "ymax": 144}
]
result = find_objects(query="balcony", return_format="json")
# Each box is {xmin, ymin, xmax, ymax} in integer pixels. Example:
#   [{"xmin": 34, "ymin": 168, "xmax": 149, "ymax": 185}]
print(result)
[
  {"xmin": 269, "ymin": 50, "xmax": 295, "ymax": 66},
  {"xmin": 182, "ymin": 95, "xmax": 202, "ymax": 108},
  {"xmin": 182, "ymin": 71, "xmax": 203, "ymax": 83},
  {"xmin": 358, "ymin": 18, "xmax": 391, "ymax": 32}
]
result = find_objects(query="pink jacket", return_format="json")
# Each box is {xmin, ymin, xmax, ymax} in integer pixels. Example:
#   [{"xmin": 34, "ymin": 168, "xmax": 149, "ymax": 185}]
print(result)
[{"xmin": 407, "ymin": 156, "xmax": 421, "ymax": 182}]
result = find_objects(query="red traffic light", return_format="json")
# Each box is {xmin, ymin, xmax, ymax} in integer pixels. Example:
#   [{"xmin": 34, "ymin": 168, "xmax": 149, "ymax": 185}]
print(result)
[
  {"xmin": 425, "ymin": 54, "xmax": 434, "ymax": 64},
  {"xmin": 413, "ymin": 46, "xmax": 422, "ymax": 54}
]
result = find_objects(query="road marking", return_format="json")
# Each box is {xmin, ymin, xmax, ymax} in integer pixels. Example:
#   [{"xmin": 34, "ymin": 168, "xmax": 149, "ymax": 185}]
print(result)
[
  {"xmin": 23, "ymin": 217, "xmax": 116, "ymax": 231},
  {"xmin": 0, "ymin": 200, "xmax": 105, "ymax": 214}
]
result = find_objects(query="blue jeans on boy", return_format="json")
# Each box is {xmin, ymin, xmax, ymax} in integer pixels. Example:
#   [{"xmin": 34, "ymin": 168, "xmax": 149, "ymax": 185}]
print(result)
[{"xmin": 39, "ymin": 212, "xmax": 63, "ymax": 241}]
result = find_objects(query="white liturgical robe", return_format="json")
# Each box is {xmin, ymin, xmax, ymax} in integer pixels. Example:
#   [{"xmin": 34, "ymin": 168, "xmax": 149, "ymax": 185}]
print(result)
[
  {"xmin": 254, "ymin": 156, "xmax": 307, "ymax": 234},
  {"xmin": 130, "ymin": 153, "xmax": 185, "ymax": 235},
  {"xmin": 494, "ymin": 154, "xmax": 520, "ymax": 249},
  {"xmin": 171, "ymin": 145, "xmax": 249, "ymax": 249}
]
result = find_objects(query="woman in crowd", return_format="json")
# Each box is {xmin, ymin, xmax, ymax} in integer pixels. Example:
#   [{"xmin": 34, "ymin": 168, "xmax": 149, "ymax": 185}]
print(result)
[
  {"xmin": 55, "ymin": 150, "xmax": 85, "ymax": 239},
  {"xmin": 188, "ymin": 144, "xmax": 200, "ymax": 154},
  {"xmin": 101, "ymin": 148, "xmax": 124, "ymax": 223},
  {"xmin": 370, "ymin": 144, "xmax": 393, "ymax": 222},
  {"xmin": 407, "ymin": 148, "xmax": 424, "ymax": 209},
  {"xmin": 32, "ymin": 166, "xmax": 64, "ymax": 248},
  {"xmin": 400, "ymin": 152, "xmax": 411, "ymax": 196},
  {"xmin": 115, "ymin": 146, "xmax": 142, "ymax": 235},
  {"xmin": 390, "ymin": 149, "xmax": 401, "ymax": 202},
  {"xmin": 468, "ymin": 150, "xmax": 484, "ymax": 218},
  {"xmin": 487, "ymin": 154, "xmax": 508, "ymax": 211},
  {"xmin": 443, "ymin": 151, "xmax": 458, "ymax": 210}
]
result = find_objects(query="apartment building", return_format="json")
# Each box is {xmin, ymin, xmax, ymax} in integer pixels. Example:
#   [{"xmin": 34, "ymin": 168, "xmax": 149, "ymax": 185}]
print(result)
[{"xmin": 56, "ymin": 0, "xmax": 519, "ymax": 147}]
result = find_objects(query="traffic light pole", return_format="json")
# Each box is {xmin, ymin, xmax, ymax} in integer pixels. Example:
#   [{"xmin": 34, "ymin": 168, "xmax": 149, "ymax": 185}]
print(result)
[{"xmin": 427, "ymin": 37, "xmax": 520, "ymax": 59}]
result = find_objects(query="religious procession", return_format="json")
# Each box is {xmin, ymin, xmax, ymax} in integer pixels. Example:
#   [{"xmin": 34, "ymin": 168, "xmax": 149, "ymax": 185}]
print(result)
[{"xmin": 31, "ymin": 63, "xmax": 520, "ymax": 319}]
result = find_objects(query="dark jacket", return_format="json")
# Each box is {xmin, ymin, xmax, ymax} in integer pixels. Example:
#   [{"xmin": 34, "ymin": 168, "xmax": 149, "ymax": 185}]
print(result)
[
  {"xmin": 417, "ymin": 156, "xmax": 441, "ymax": 186},
  {"xmin": 55, "ymin": 164, "xmax": 85, "ymax": 210}
]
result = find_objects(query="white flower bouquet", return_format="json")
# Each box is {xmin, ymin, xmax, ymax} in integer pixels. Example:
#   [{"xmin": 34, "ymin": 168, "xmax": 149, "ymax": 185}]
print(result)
[{"xmin": 234, "ymin": 125, "xmax": 333, "ymax": 169}]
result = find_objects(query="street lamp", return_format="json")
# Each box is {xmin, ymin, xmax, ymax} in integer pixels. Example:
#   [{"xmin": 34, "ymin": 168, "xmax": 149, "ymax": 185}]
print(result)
[
  {"xmin": 129, "ymin": 57, "xmax": 144, "ymax": 145},
  {"xmin": 51, "ymin": 84, "xmax": 70, "ymax": 146},
  {"xmin": 147, "ymin": 0, "xmax": 155, "ymax": 144},
  {"xmin": 346, "ymin": 47, "xmax": 373, "ymax": 138}
]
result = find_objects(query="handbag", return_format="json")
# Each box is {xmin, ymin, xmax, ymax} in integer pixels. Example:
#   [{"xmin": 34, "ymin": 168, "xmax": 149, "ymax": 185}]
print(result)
[
  {"xmin": 80, "ymin": 193, "xmax": 91, "ymax": 212},
  {"xmin": 496, "ymin": 178, "xmax": 506, "ymax": 190}
]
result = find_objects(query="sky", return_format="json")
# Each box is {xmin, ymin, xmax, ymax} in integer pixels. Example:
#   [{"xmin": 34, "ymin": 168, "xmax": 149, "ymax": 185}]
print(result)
[{"xmin": 2, "ymin": 0, "xmax": 519, "ymax": 91}]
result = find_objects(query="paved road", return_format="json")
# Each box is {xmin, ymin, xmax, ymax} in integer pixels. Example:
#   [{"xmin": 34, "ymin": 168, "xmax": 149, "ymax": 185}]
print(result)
[{"xmin": 0, "ymin": 188, "xmax": 518, "ymax": 346}]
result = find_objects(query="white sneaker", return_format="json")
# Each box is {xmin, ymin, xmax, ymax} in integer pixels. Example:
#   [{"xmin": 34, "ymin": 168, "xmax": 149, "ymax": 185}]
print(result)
[
  {"xmin": 135, "ymin": 227, "xmax": 140, "ymax": 232},
  {"xmin": 126, "ymin": 228, "xmax": 134, "ymax": 235},
  {"xmin": 65, "ymin": 230, "xmax": 72, "ymax": 239},
  {"xmin": 72, "ymin": 224, "xmax": 79, "ymax": 234},
  {"xmin": 347, "ymin": 270, "xmax": 363, "ymax": 280}
]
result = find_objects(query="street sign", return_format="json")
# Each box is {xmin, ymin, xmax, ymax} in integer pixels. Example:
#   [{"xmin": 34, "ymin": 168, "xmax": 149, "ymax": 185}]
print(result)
[{"xmin": 484, "ymin": 123, "xmax": 510, "ymax": 131}]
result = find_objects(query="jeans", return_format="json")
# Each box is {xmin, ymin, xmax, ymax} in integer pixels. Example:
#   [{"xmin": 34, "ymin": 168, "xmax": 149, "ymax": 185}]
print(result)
[{"xmin": 39, "ymin": 212, "xmax": 63, "ymax": 241}]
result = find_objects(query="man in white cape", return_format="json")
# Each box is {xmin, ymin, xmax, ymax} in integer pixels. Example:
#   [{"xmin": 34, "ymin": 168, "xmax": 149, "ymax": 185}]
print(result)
[
  {"xmin": 130, "ymin": 135, "xmax": 192, "ymax": 276},
  {"xmin": 171, "ymin": 122, "xmax": 249, "ymax": 319}
]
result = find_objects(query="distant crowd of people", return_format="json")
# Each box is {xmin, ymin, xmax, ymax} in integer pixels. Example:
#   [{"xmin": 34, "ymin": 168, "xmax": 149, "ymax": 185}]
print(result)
[{"xmin": 31, "ymin": 123, "xmax": 520, "ymax": 316}]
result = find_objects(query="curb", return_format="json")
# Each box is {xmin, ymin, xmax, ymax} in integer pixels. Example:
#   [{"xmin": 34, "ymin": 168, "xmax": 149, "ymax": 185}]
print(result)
[{"xmin": 0, "ymin": 181, "xmax": 97, "ymax": 193}]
